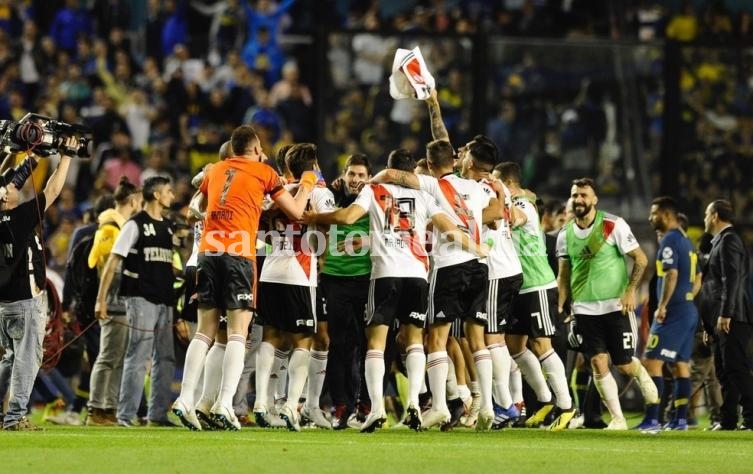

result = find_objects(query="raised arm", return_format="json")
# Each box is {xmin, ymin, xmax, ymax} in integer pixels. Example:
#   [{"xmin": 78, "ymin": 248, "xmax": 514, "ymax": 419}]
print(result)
[
  {"xmin": 425, "ymin": 89, "xmax": 450, "ymax": 142},
  {"xmin": 43, "ymin": 138, "xmax": 76, "ymax": 211}
]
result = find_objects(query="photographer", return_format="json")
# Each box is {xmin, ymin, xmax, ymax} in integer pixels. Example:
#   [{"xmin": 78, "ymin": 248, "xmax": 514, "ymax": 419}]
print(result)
[{"xmin": 0, "ymin": 136, "xmax": 78, "ymax": 431}]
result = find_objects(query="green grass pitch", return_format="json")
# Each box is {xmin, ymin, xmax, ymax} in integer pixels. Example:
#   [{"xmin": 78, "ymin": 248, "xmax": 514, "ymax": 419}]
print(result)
[{"xmin": 3, "ymin": 422, "xmax": 753, "ymax": 474}]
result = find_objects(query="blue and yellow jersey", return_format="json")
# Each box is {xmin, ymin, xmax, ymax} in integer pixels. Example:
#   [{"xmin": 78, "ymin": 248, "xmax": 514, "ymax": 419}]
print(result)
[{"xmin": 656, "ymin": 228, "xmax": 697, "ymax": 308}]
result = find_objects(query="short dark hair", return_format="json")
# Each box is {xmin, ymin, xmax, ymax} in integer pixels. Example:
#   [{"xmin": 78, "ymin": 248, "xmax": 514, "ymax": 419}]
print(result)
[
  {"xmin": 468, "ymin": 140, "xmax": 496, "ymax": 167},
  {"xmin": 285, "ymin": 143, "xmax": 318, "ymax": 180},
  {"xmin": 543, "ymin": 199, "xmax": 565, "ymax": 217},
  {"xmin": 143, "ymin": 176, "xmax": 171, "ymax": 202},
  {"xmin": 344, "ymin": 153, "xmax": 371, "ymax": 175},
  {"xmin": 495, "ymin": 162, "xmax": 521, "ymax": 183},
  {"xmin": 276, "ymin": 143, "xmax": 293, "ymax": 175},
  {"xmin": 230, "ymin": 125, "xmax": 259, "ymax": 157},
  {"xmin": 113, "ymin": 176, "xmax": 140, "ymax": 204},
  {"xmin": 387, "ymin": 148, "xmax": 416, "ymax": 172},
  {"xmin": 711, "ymin": 199, "xmax": 735, "ymax": 224},
  {"xmin": 651, "ymin": 196, "xmax": 678, "ymax": 216},
  {"xmin": 426, "ymin": 139, "xmax": 454, "ymax": 168},
  {"xmin": 572, "ymin": 177, "xmax": 597, "ymax": 195},
  {"xmin": 471, "ymin": 134, "xmax": 498, "ymax": 163}
]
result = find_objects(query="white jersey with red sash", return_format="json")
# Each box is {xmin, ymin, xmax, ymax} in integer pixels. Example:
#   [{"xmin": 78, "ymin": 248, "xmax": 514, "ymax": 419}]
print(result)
[
  {"xmin": 260, "ymin": 184, "xmax": 336, "ymax": 286},
  {"xmin": 354, "ymin": 183, "xmax": 444, "ymax": 280},
  {"xmin": 417, "ymin": 173, "xmax": 489, "ymax": 270},
  {"xmin": 481, "ymin": 180, "xmax": 523, "ymax": 279}
]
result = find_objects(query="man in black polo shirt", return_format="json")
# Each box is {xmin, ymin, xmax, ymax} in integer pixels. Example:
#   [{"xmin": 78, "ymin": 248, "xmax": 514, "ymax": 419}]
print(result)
[{"xmin": 95, "ymin": 176, "xmax": 177, "ymax": 427}]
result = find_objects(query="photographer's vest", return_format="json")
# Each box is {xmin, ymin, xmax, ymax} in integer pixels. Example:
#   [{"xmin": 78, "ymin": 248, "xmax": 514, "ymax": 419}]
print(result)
[
  {"xmin": 120, "ymin": 211, "xmax": 175, "ymax": 306},
  {"xmin": 565, "ymin": 210, "xmax": 627, "ymax": 303}
]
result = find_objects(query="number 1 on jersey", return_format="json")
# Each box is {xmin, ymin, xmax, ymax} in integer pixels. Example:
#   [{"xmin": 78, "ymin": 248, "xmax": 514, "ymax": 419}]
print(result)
[{"xmin": 220, "ymin": 169, "xmax": 237, "ymax": 205}]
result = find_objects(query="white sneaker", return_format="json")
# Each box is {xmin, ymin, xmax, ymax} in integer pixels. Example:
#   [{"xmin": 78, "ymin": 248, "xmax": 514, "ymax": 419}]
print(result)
[
  {"xmin": 47, "ymin": 411, "xmax": 82, "ymax": 426},
  {"xmin": 421, "ymin": 408, "xmax": 451, "ymax": 429},
  {"xmin": 476, "ymin": 409, "xmax": 494, "ymax": 431},
  {"xmin": 210, "ymin": 403, "xmax": 240, "ymax": 431},
  {"xmin": 605, "ymin": 417, "xmax": 628, "ymax": 430},
  {"xmin": 301, "ymin": 405, "xmax": 331, "ymax": 429},
  {"xmin": 360, "ymin": 410, "xmax": 386, "ymax": 433},
  {"xmin": 568, "ymin": 413, "xmax": 585, "ymax": 429},
  {"xmin": 172, "ymin": 399, "xmax": 202, "ymax": 431},
  {"xmin": 346, "ymin": 413, "xmax": 363, "ymax": 430},
  {"xmin": 280, "ymin": 404, "xmax": 301, "ymax": 432},
  {"xmin": 269, "ymin": 412, "xmax": 288, "ymax": 428}
]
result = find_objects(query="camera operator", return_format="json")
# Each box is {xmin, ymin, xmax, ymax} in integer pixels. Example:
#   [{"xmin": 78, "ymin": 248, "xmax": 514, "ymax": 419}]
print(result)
[{"xmin": 0, "ymin": 136, "xmax": 78, "ymax": 431}]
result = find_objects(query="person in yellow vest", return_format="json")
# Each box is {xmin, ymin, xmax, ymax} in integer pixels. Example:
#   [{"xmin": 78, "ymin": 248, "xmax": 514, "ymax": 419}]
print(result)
[{"xmin": 86, "ymin": 177, "xmax": 141, "ymax": 425}]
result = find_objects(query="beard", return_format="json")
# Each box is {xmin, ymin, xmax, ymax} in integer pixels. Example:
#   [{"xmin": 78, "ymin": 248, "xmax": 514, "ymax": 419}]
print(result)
[{"xmin": 573, "ymin": 202, "xmax": 592, "ymax": 218}]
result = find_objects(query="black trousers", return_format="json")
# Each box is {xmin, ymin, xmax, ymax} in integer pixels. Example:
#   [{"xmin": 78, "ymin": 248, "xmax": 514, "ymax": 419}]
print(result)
[
  {"xmin": 320, "ymin": 274, "xmax": 370, "ymax": 410},
  {"xmin": 714, "ymin": 320, "xmax": 753, "ymax": 428}
]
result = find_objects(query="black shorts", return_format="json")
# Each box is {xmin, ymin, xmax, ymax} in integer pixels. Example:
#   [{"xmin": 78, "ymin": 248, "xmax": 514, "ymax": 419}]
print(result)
[
  {"xmin": 258, "ymin": 282, "xmax": 316, "ymax": 334},
  {"xmin": 486, "ymin": 274, "xmax": 524, "ymax": 334},
  {"xmin": 575, "ymin": 311, "xmax": 638, "ymax": 366},
  {"xmin": 428, "ymin": 260, "xmax": 488, "ymax": 326},
  {"xmin": 365, "ymin": 277, "xmax": 428, "ymax": 328},
  {"xmin": 196, "ymin": 254, "xmax": 256, "ymax": 311},
  {"xmin": 509, "ymin": 287, "xmax": 558, "ymax": 338}
]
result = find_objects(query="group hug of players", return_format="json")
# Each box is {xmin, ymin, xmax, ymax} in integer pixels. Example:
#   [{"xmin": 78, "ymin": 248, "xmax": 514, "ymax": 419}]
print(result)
[{"xmin": 169, "ymin": 90, "xmax": 702, "ymax": 434}]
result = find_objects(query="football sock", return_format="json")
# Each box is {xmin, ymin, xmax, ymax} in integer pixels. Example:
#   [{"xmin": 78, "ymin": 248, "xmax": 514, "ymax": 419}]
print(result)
[
  {"xmin": 179, "ymin": 333, "xmax": 212, "ymax": 408},
  {"xmin": 217, "ymin": 336, "xmax": 245, "ymax": 409},
  {"xmin": 198, "ymin": 342, "xmax": 225, "ymax": 409},
  {"xmin": 473, "ymin": 349, "xmax": 493, "ymax": 412},
  {"xmin": 254, "ymin": 342, "xmax": 275, "ymax": 409},
  {"xmin": 539, "ymin": 349, "xmax": 572, "ymax": 409},
  {"xmin": 594, "ymin": 371, "xmax": 624, "ymax": 420},
  {"xmin": 510, "ymin": 360, "xmax": 523, "ymax": 404},
  {"xmin": 489, "ymin": 343, "xmax": 513, "ymax": 408},
  {"xmin": 306, "ymin": 350, "xmax": 328, "ymax": 409},
  {"xmin": 512, "ymin": 349, "xmax": 552, "ymax": 403},
  {"xmin": 674, "ymin": 377, "xmax": 690, "ymax": 422},
  {"xmin": 405, "ymin": 344, "xmax": 426, "ymax": 407},
  {"xmin": 285, "ymin": 348, "xmax": 311, "ymax": 410},
  {"xmin": 365, "ymin": 350, "xmax": 385, "ymax": 412},
  {"xmin": 446, "ymin": 357, "xmax": 459, "ymax": 400},
  {"xmin": 645, "ymin": 376, "xmax": 664, "ymax": 422},
  {"xmin": 427, "ymin": 351, "xmax": 449, "ymax": 412}
]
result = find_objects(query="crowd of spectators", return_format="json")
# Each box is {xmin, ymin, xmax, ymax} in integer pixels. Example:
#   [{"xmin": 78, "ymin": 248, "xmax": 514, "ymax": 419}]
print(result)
[{"xmin": 0, "ymin": 0, "xmax": 752, "ymax": 270}]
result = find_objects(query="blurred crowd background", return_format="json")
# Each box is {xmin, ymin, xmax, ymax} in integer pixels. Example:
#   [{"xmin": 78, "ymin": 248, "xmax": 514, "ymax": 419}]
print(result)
[{"xmin": 0, "ymin": 0, "xmax": 752, "ymax": 269}]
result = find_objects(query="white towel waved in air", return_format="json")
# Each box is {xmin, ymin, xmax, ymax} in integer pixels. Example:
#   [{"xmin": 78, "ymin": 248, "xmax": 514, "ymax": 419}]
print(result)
[{"xmin": 389, "ymin": 47, "xmax": 435, "ymax": 100}]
